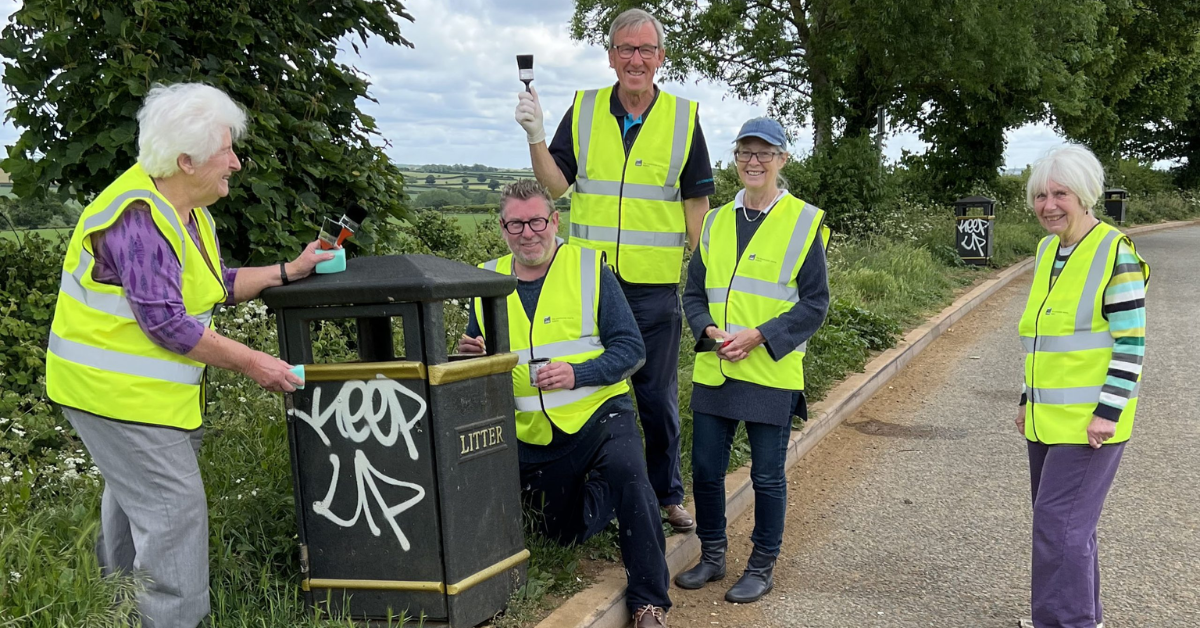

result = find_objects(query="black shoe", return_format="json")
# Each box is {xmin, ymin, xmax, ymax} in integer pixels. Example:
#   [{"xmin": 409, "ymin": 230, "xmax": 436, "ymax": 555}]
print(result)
[
  {"xmin": 724, "ymin": 549, "xmax": 775, "ymax": 604},
  {"xmin": 674, "ymin": 541, "xmax": 726, "ymax": 590}
]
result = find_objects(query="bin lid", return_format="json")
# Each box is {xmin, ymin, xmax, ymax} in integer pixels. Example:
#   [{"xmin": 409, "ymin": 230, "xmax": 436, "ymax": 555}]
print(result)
[
  {"xmin": 953, "ymin": 195, "xmax": 996, "ymax": 206},
  {"xmin": 1105, "ymin": 188, "xmax": 1128, "ymax": 196},
  {"xmin": 261, "ymin": 254, "xmax": 517, "ymax": 309}
]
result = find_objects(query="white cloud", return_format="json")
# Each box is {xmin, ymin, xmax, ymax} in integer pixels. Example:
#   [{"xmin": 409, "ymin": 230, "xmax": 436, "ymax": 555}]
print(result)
[{"xmin": 0, "ymin": 0, "xmax": 1069, "ymax": 172}]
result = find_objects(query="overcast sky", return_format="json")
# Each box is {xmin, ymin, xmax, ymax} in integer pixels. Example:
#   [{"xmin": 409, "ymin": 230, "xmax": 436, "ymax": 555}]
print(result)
[{"xmin": 0, "ymin": 0, "xmax": 1068, "ymax": 171}]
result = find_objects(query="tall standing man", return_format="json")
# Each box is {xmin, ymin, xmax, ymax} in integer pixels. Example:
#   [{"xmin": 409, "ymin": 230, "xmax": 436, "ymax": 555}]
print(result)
[{"xmin": 514, "ymin": 8, "xmax": 713, "ymax": 531}]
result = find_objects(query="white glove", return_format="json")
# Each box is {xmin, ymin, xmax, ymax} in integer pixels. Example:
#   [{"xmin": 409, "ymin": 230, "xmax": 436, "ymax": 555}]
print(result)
[{"xmin": 515, "ymin": 88, "xmax": 546, "ymax": 145}]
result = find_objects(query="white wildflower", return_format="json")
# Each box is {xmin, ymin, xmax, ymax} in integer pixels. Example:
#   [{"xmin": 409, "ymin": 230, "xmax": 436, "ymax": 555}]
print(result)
[{"xmin": 9, "ymin": 571, "xmax": 19, "ymax": 583}]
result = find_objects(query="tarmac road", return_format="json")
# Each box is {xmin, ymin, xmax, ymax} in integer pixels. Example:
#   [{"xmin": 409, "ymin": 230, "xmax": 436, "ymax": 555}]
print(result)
[{"xmin": 666, "ymin": 224, "xmax": 1200, "ymax": 628}]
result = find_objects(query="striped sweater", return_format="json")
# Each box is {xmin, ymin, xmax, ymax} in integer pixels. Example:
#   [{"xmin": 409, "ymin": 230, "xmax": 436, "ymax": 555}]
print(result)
[{"xmin": 1020, "ymin": 239, "xmax": 1147, "ymax": 422}]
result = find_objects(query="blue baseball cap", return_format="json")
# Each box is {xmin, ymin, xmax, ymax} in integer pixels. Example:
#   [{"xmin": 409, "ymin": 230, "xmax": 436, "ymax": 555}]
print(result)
[{"xmin": 734, "ymin": 117, "xmax": 787, "ymax": 148}]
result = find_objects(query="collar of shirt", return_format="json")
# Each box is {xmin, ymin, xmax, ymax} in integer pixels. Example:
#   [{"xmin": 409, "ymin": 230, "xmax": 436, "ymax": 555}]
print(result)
[
  {"xmin": 734, "ymin": 189, "xmax": 789, "ymax": 215},
  {"xmin": 610, "ymin": 82, "xmax": 659, "ymax": 120}
]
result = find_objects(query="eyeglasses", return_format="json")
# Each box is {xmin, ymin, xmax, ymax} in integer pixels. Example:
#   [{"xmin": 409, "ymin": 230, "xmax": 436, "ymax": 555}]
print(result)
[
  {"xmin": 612, "ymin": 44, "xmax": 659, "ymax": 60},
  {"xmin": 501, "ymin": 217, "xmax": 550, "ymax": 235},
  {"xmin": 734, "ymin": 150, "xmax": 782, "ymax": 164}
]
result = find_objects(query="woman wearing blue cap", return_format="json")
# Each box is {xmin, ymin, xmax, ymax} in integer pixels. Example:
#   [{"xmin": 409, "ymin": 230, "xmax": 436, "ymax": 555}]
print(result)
[{"xmin": 676, "ymin": 117, "xmax": 829, "ymax": 603}]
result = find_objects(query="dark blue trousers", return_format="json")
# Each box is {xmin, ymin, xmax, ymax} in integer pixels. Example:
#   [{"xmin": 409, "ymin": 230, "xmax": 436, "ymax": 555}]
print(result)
[
  {"xmin": 1028, "ymin": 440, "xmax": 1125, "ymax": 628},
  {"xmin": 622, "ymin": 282, "xmax": 685, "ymax": 507},
  {"xmin": 691, "ymin": 411, "xmax": 791, "ymax": 556},
  {"xmin": 519, "ymin": 408, "xmax": 670, "ymax": 612}
]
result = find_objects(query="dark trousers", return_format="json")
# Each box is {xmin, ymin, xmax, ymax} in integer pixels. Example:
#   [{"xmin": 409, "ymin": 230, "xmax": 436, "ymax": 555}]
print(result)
[
  {"xmin": 520, "ymin": 408, "xmax": 670, "ymax": 612},
  {"xmin": 1028, "ymin": 440, "xmax": 1126, "ymax": 628},
  {"xmin": 691, "ymin": 411, "xmax": 790, "ymax": 556},
  {"xmin": 622, "ymin": 283, "xmax": 684, "ymax": 507}
]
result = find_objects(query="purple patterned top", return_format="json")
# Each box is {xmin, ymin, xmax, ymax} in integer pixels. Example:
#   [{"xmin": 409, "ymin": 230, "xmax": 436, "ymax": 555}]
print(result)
[{"xmin": 91, "ymin": 203, "xmax": 238, "ymax": 355}]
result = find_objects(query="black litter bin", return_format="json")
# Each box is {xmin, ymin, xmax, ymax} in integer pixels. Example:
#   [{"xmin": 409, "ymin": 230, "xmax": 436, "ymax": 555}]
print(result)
[
  {"xmin": 1104, "ymin": 188, "xmax": 1128, "ymax": 223},
  {"xmin": 261, "ymin": 254, "xmax": 523, "ymax": 627},
  {"xmin": 953, "ymin": 195, "xmax": 996, "ymax": 265}
]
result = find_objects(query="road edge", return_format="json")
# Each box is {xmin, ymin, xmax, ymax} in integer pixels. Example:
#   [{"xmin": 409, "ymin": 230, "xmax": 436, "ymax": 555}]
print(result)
[{"xmin": 532, "ymin": 218, "xmax": 1198, "ymax": 628}]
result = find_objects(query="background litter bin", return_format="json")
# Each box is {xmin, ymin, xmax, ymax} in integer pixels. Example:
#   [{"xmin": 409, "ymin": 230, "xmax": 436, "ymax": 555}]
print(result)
[
  {"xmin": 953, "ymin": 195, "xmax": 996, "ymax": 265},
  {"xmin": 1104, "ymin": 188, "xmax": 1128, "ymax": 223},
  {"xmin": 262, "ymin": 254, "xmax": 523, "ymax": 627}
]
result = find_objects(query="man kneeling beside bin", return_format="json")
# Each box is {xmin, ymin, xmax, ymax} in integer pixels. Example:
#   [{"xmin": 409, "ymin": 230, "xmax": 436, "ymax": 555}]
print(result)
[{"xmin": 458, "ymin": 180, "xmax": 671, "ymax": 628}]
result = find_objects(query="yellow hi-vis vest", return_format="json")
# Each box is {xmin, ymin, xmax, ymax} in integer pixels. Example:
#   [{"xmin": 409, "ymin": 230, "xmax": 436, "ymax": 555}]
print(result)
[
  {"xmin": 568, "ymin": 85, "xmax": 698, "ymax": 285},
  {"xmin": 46, "ymin": 163, "xmax": 227, "ymax": 431},
  {"xmin": 474, "ymin": 244, "xmax": 630, "ymax": 445},
  {"xmin": 693, "ymin": 193, "xmax": 826, "ymax": 391},
  {"xmin": 1018, "ymin": 222, "xmax": 1150, "ymax": 445}
]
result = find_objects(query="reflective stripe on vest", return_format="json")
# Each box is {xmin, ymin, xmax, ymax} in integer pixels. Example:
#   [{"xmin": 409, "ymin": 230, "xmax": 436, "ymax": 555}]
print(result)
[
  {"xmin": 569, "ymin": 86, "xmax": 697, "ymax": 284},
  {"xmin": 1016, "ymin": 223, "xmax": 1150, "ymax": 445},
  {"xmin": 693, "ymin": 194, "xmax": 824, "ymax": 391},
  {"xmin": 475, "ymin": 244, "xmax": 630, "ymax": 445},
  {"xmin": 46, "ymin": 163, "xmax": 226, "ymax": 430}
]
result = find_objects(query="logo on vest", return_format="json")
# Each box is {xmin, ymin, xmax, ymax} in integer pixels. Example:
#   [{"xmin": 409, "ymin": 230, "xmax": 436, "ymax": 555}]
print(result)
[
  {"xmin": 635, "ymin": 159, "xmax": 643, "ymax": 166},
  {"xmin": 749, "ymin": 253, "xmax": 756, "ymax": 261},
  {"xmin": 544, "ymin": 316, "xmax": 551, "ymax": 324}
]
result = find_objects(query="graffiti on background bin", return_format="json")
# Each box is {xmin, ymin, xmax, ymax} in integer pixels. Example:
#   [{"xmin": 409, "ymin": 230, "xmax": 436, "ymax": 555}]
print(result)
[
  {"xmin": 288, "ymin": 376, "xmax": 428, "ymax": 551},
  {"xmin": 958, "ymin": 217, "xmax": 989, "ymax": 257}
]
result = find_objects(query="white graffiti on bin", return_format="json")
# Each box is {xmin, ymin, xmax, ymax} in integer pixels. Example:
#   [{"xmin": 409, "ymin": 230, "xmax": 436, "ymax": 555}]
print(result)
[
  {"xmin": 288, "ymin": 376, "xmax": 429, "ymax": 550},
  {"xmin": 311, "ymin": 450, "xmax": 426, "ymax": 551},
  {"xmin": 290, "ymin": 376, "xmax": 426, "ymax": 460},
  {"xmin": 958, "ymin": 218, "xmax": 989, "ymax": 257}
]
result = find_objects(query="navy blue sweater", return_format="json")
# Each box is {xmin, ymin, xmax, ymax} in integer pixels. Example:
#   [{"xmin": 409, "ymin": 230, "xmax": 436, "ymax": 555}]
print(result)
[
  {"xmin": 465, "ymin": 260, "xmax": 645, "ymax": 461},
  {"xmin": 682, "ymin": 199, "xmax": 830, "ymax": 426}
]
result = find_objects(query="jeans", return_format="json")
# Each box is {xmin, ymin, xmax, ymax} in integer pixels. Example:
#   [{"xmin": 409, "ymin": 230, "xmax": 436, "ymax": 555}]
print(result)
[
  {"xmin": 691, "ymin": 410, "xmax": 791, "ymax": 556},
  {"xmin": 621, "ymin": 282, "xmax": 685, "ymax": 507},
  {"xmin": 520, "ymin": 408, "xmax": 670, "ymax": 612}
]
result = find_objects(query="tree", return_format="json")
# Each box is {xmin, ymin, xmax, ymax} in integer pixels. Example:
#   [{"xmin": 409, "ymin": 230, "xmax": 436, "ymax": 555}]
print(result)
[
  {"xmin": 425, "ymin": 174, "xmax": 436, "ymax": 185},
  {"xmin": 487, "ymin": 178, "xmax": 500, "ymax": 190},
  {"xmin": 571, "ymin": 0, "xmax": 1099, "ymax": 182},
  {"xmin": 414, "ymin": 188, "xmax": 468, "ymax": 209},
  {"xmin": 0, "ymin": 0, "xmax": 415, "ymax": 265},
  {"xmin": 1053, "ymin": 0, "xmax": 1200, "ymax": 163}
]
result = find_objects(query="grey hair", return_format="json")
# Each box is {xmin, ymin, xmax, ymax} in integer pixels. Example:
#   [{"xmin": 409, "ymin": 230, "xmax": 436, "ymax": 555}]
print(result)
[
  {"xmin": 1026, "ymin": 144, "xmax": 1105, "ymax": 211},
  {"xmin": 499, "ymin": 179, "xmax": 555, "ymax": 219},
  {"xmin": 608, "ymin": 8, "xmax": 665, "ymax": 48},
  {"xmin": 734, "ymin": 139, "xmax": 790, "ymax": 190},
  {"xmin": 137, "ymin": 83, "xmax": 248, "ymax": 178}
]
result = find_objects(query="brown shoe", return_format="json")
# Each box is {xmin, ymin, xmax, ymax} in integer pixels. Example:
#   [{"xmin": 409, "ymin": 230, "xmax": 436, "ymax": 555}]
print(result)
[
  {"xmin": 662, "ymin": 504, "xmax": 696, "ymax": 532},
  {"xmin": 633, "ymin": 604, "xmax": 667, "ymax": 628}
]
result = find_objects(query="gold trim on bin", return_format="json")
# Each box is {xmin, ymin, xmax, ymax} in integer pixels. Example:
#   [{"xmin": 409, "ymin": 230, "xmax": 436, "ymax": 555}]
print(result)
[
  {"xmin": 302, "ymin": 578, "xmax": 444, "ymax": 593},
  {"xmin": 445, "ymin": 549, "xmax": 531, "ymax": 595},
  {"xmin": 303, "ymin": 362, "xmax": 427, "ymax": 381},
  {"xmin": 428, "ymin": 353, "xmax": 519, "ymax": 386},
  {"xmin": 300, "ymin": 549, "xmax": 530, "ymax": 596}
]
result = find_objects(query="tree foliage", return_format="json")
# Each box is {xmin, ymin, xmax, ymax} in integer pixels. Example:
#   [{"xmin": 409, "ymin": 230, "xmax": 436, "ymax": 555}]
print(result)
[{"xmin": 0, "ymin": 0, "xmax": 415, "ymax": 264}]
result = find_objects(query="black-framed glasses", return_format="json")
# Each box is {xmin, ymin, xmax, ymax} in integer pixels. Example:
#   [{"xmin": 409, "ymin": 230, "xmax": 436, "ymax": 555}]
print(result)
[
  {"xmin": 501, "ymin": 217, "xmax": 550, "ymax": 235},
  {"xmin": 734, "ymin": 150, "xmax": 781, "ymax": 164},
  {"xmin": 612, "ymin": 44, "xmax": 659, "ymax": 60}
]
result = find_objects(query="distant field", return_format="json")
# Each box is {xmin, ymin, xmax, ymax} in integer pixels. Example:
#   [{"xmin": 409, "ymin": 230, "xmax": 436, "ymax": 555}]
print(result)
[
  {"xmin": 400, "ymin": 169, "xmax": 534, "ymax": 196},
  {"xmin": 0, "ymin": 228, "xmax": 70, "ymax": 242}
]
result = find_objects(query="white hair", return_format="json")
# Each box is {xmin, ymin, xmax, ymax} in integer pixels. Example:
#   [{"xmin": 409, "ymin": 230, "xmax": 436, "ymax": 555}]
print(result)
[
  {"xmin": 608, "ymin": 8, "xmax": 665, "ymax": 48},
  {"xmin": 1026, "ymin": 144, "xmax": 1105, "ymax": 210},
  {"xmin": 136, "ymin": 83, "xmax": 247, "ymax": 177}
]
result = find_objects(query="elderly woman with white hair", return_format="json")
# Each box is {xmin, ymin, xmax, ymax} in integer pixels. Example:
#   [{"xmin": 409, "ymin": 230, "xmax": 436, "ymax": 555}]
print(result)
[
  {"xmin": 1015, "ymin": 144, "xmax": 1149, "ymax": 628},
  {"xmin": 45, "ymin": 82, "xmax": 330, "ymax": 628}
]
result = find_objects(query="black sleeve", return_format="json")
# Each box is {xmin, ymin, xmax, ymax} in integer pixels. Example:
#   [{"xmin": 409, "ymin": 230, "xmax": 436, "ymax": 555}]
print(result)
[
  {"xmin": 548, "ymin": 105, "xmax": 578, "ymax": 185},
  {"xmin": 682, "ymin": 248, "xmax": 718, "ymax": 350},
  {"xmin": 464, "ymin": 299, "xmax": 481, "ymax": 340},
  {"xmin": 680, "ymin": 113, "xmax": 716, "ymax": 200}
]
